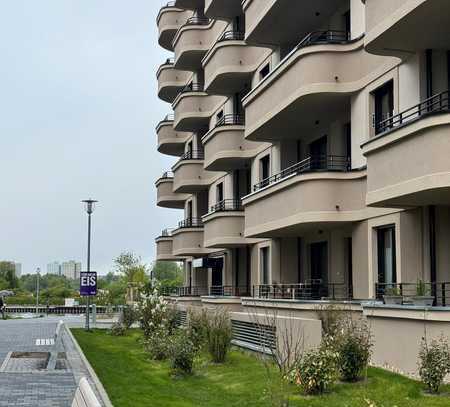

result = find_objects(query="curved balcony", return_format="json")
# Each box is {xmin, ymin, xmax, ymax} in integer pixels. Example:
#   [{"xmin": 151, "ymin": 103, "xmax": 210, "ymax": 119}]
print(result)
[
  {"xmin": 172, "ymin": 218, "xmax": 217, "ymax": 257},
  {"xmin": 155, "ymin": 230, "xmax": 182, "ymax": 261},
  {"xmin": 173, "ymin": 18, "xmax": 228, "ymax": 71},
  {"xmin": 156, "ymin": 115, "xmax": 190, "ymax": 157},
  {"xmin": 203, "ymin": 200, "xmax": 259, "ymax": 248},
  {"xmin": 362, "ymin": 91, "xmax": 450, "ymax": 208},
  {"xmin": 172, "ymin": 83, "xmax": 225, "ymax": 132},
  {"xmin": 243, "ymin": 0, "xmax": 349, "ymax": 46},
  {"xmin": 174, "ymin": 0, "xmax": 204, "ymax": 10},
  {"xmin": 156, "ymin": 172, "xmax": 190, "ymax": 209},
  {"xmin": 157, "ymin": 3, "xmax": 191, "ymax": 51},
  {"xmin": 243, "ymin": 33, "xmax": 396, "ymax": 141},
  {"xmin": 157, "ymin": 59, "xmax": 191, "ymax": 103},
  {"xmin": 202, "ymin": 115, "xmax": 262, "ymax": 171},
  {"xmin": 172, "ymin": 150, "xmax": 217, "ymax": 193},
  {"xmin": 205, "ymin": 0, "xmax": 242, "ymax": 19},
  {"xmin": 364, "ymin": 0, "xmax": 450, "ymax": 58},
  {"xmin": 202, "ymin": 32, "xmax": 272, "ymax": 95},
  {"xmin": 242, "ymin": 156, "xmax": 367, "ymax": 238}
]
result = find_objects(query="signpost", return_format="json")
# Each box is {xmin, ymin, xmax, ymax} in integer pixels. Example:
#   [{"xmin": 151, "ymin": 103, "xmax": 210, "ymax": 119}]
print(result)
[{"xmin": 80, "ymin": 272, "xmax": 97, "ymax": 297}]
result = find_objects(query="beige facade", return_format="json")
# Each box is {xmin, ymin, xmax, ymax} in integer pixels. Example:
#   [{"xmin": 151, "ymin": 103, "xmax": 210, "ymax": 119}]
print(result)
[{"xmin": 153, "ymin": 0, "xmax": 450, "ymax": 377}]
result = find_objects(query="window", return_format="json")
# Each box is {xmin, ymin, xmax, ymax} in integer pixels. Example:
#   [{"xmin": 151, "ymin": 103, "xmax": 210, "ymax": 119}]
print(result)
[
  {"xmin": 260, "ymin": 155, "xmax": 270, "ymax": 181},
  {"xmin": 377, "ymin": 226, "xmax": 396, "ymax": 286},
  {"xmin": 260, "ymin": 247, "xmax": 270, "ymax": 285},
  {"xmin": 309, "ymin": 136, "xmax": 327, "ymax": 170},
  {"xmin": 373, "ymin": 80, "xmax": 394, "ymax": 134},
  {"xmin": 216, "ymin": 182, "xmax": 224, "ymax": 203},
  {"xmin": 187, "ymin": 200, "xmax": 193, "ymax": 220},
  {"xmin": 260, "ymin": 63, "xmax": 270, "ymax": 80}
]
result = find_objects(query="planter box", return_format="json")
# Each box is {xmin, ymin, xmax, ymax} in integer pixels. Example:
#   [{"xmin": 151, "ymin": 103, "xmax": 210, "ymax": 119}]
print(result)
[
  {"xmin": 411, "ymin": 296, "xmax": 434, "ymax": 307},
  {"xmin": 383, "ymin": 295, "xmax": 403, "ymax": 305}
]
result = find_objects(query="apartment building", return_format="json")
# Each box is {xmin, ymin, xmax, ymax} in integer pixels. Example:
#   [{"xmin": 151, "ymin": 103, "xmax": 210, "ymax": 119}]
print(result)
[{"xmin": 155, "ymin": 0, "xmax": 450, "ymax": 375}]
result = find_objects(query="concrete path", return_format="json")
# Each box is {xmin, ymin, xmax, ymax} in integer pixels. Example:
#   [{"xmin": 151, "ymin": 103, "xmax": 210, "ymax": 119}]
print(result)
[{"xmin": 0, "ymin": 317, "xmax": 106, "ymax": 407}]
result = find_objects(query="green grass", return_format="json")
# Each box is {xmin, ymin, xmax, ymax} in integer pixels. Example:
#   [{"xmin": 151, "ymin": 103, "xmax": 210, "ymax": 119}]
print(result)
[{"xmin": 72, "ymin": 329, "xmax": 450, "ymax": 407}]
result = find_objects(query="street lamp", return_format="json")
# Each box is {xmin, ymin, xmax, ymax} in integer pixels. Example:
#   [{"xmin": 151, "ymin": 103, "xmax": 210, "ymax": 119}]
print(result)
[
  {"xmin": 82, "ymin": 199, "xmax": 98, "ymax": 331},
  {"xmin": 36, "ymin": 267, "xmax": 40, "ymax": 316}
]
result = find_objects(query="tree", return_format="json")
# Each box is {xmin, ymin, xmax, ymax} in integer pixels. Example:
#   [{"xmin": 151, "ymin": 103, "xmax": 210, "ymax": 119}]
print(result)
[
  {"xmin": 151, "ymin": 261, "xmax": 183, "ymax": 287},
  {"xmin": 113, "ymin": 252, "xmax": 149, "ymax": 284},
  {"xmin": 0, "ymin": 262, "xmax": 18, "ymax": 289}
]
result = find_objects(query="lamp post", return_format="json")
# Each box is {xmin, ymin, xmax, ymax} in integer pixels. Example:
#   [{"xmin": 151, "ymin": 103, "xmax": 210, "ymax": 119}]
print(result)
[
  {"xmin": 82, "ymin": 199, "xmax": 98, "ymax": 331},
  {"xmin": 36, "ymin": 267, "xmax": 40, "ymax": 316}
]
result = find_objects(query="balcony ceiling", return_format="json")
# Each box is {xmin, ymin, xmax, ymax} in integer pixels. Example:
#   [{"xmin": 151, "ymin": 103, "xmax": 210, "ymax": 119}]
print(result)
[{"xmin": 246, "ymin": 0, "xmax": 348, "ymax": 47}]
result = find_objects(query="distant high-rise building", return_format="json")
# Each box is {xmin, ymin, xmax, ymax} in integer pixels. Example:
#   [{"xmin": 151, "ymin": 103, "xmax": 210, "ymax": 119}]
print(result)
[
  {"xmin": 12, "ymin": 262, "xmax": 21, "ymax": 277},
  {"xmin": 61, "ymin": 261, "xmax": 82, "ymax": 280},
  {"xmin": 47, "ymin": 262, "xmax": 61, "ymax": 276}
]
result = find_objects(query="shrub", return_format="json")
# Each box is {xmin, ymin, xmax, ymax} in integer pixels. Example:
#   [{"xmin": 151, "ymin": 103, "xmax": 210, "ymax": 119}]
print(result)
[
  {"xmin": 110, "ymin": 322, "xmax": 126, "ymax": 336},
  {"xmin": 121, "ymin": 306, "xmax": 138, "ymax": 329},
  {"xmin": 315, "ymin": 304, "xmax": 347, "ymax": 337},
  {"xmin": 138, "ymin": 285, "xmax": 169, "ymax": 338},
  {"xmin": 291, "ymin": 345, "xmax": 338, "ymax": 395},
  {"xmin": 418, "ymin": 335, "xmax": 450, "ymax": 393},
  {"xmin": 144, "ymin": 328, "xmax": 172, "ymax": 360},
  {"xmin": 187, "ymin": 308, "xmax": 209, "ymax": 350},
  {"xmin": 335, "ymin": 320, "xmax": 373, "ymax": 382},
  {"xmin": 169, "ymin": 330, "xmax": 196, "ymax": 375},
  {"xmin": 206, "ymin": 308, "xmax": 232, "ymax": 363}
]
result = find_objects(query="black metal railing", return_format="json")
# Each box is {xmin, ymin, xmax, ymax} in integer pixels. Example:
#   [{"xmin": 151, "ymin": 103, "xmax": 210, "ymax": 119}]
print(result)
[
  {"xmin": 185, "ymin": 16, "xmax": 210, "ymax": 26},
  {"xmin": 218, "ymin": 31, "xmax": 245, "ymax": 42},
  {"xmin": 161, "ymin": 171, "xmax": 174, "ymax": 179},
  {"xmin": 298, "ymin": 30, "xmax": 350, "ymax": 49},
  {"xmin": 215, "ymin": 114, "xmax": 245, "ymax": 127},
  {"xmin": 156, "ymin": 114, "xmax": 175, "ymax": 131},
  {"xmin": 161, "ymin": 286, "xmax": 209, "ymax": 297},
  {"xmin": 164, "ymin": 1, "xmax": 176, "ymax": 7},
  {"xmin": 253, "ymin": 155, "xmax": 350, "ymax": 192},
  {"xmin": 178, "ymin": 217, "xmax": 204, "ymax": 228},
  {"xmin": 375, "ymin": 282, "xmax": 450, "ymax": 306},
  {"xmin": 253, "ymin": 282, "xmax": 353, "ymax": 301},
  {"xmin": 179, "ymin": 150, "xmax": 204, "ymax": 160},
  {"xmin": 376, "ymin": 90, "xmax": 450, "ymax": 135},
  {"xmin": 210, "ymin": 199, "xmax": 243, "ymax": 213},
  {"xmin": 179, "ymin": 82, "xmax": 204, "ymax": 94},
  {"xmin": 160, "ymin": 228, "xmax": 174, "ymax": 237},
  {"xmin": 163, "ymin": 57, "xmax": 175, "ymax": 65},
  {"xmin": 209, "ymin": 286, "xmax": 251, "ymax": 297}
]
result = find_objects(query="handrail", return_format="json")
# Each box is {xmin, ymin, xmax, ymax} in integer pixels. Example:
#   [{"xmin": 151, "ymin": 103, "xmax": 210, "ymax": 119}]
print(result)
[
  {"xmin": 375, "ymin": 282, "xmax": 450, "ymax": 306},
  {"xmin": 155, "ymin": 114, "xmax": 175, "ymax": 131},
  {"xmin": 179, "ymin": 150, "xmax": 204, "ymax": 160},
  {"xmin": 185, "ymin": 16, "xmax": 210, "ymax": 26},
  {"xmin": 160, "ymin": 286, "xmax": 209, "ymax": 297},
  {"xmin": 161, "ymin": 171, "xmax": 174, "ymax": 179},
  {"xmin": 210, "ymin": 199, "xmax": 243, "ymax": 213},
  {"xmin": 179, "ymin": 82, "xmax": 204, "ymax": 94},
  {"xmin": 209, "ymin": 285, "xmax": 250, "ymax": 297},
  {"xmin": 218, "ymin": 31, "xmax": 245, "ymax": 42},
  {"xmin": 160, "ymin": 228, "xmax": 175, "ymax": 237},
  {"xmin": 253, "ymin": 282, "xmax": 353, "ymax": 301},
  {"xmin": 297, "ymin": 30, "xmax": 350, "ymax": 49},
  {"xmin": 178, "ymin": 218, "xmax": 204, "ymax": 228},
  {"xmin": 376, "ymin": 90, "xmax": 450, "ymax": 135},
  {"xmin": 162, "ymin": 57, "xmax": 175, "ymax": 65},
  {"xmin": 215, "ymin": 114, "xmax": 245, "ymax": 127},
  {"xmin": 164, "ymin": 1, "xmax": 176, "ymax": 7},
  {"xmin": 253, "ymin": 155, "xmax": 350, "ymax": 192}
]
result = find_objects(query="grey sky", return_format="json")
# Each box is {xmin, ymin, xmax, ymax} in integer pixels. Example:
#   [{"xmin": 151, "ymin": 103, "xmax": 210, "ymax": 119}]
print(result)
[{"xmin": 0, "ymin": 1, "xmax": 177, "ymax": 275}]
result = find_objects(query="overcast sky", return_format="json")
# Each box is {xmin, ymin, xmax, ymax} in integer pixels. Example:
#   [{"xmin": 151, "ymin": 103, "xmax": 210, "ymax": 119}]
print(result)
[{"xmin": 0, "ymin": 1, "xmax": 178, "ymax": 275}]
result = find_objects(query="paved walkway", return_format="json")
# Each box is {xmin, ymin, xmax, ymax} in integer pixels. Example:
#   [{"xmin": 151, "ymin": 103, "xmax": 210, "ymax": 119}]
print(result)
[{"xmin": 0, "ymin": 317, "xmax": 105, "ymax": 407}]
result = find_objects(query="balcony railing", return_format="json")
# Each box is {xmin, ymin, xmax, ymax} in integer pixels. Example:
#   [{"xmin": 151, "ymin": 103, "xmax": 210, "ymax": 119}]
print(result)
[
  {"xmin": 163, "ymin": 57, "xmax": 175, "ymax": 65},
  {"xmin": 164, "ymin": 1, "xmax": 176, "ymax": 7},
  {"xmin": 210, "ymin": 199, "xmax": 244, "ymax": 213},
  {"xmin": 376, "ymin": 90, "xmax": 450, "ymax": 135},
  {"xmin": 185, "ymin": 16, "xmax": 210, "ymax": 26},
  {"xmin": 253, "ymin": 282, "xmax": 353, "ymax": 301},
  {"xmin": 215, "ymin": 114, "xmax": 245, "ymax": 127},
  {"xmin": 297, "ymin": 30, "xmax": 350, "ymax": 49},
  {"xmin": 160, "ymin": 286, "xmax": 209, "ymax": 297},
  {"xmin": 253, "ymin": 155, "xmax": 350, "ymax": 192},
  {"xmin": 178, "ymin": 217, "xmax": 204, "ymax": 228},
  {"xmin": 209, "ymin": 285, "xmax": 251, "ymax": 297},
  {"xmin": 179, "ymin": 150, "xmax": 205, "ymax": 160},
  {"xmin": 161, "ymin": 171, "xmax": 174, "ymax": 179},
  {"xmin": 160, "ymin": 228, "xmax": 175, "ymax": 237},
  {"xmin": 218, "ymin": 31, "xmax": 245, "ymax": 42},
  {"xmin": 179, "ymin": 82, "xmax": 204, "ymax": 94},
  {"xmin": 375, "ymin": 282, "xmax": 450, "ymax": 306}
]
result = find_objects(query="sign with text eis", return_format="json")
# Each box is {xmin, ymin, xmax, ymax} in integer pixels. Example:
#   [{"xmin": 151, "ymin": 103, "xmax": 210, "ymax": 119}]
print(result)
[{"xmin": 80, "ymin": 272, "xmax": 97, "ymax": 296}]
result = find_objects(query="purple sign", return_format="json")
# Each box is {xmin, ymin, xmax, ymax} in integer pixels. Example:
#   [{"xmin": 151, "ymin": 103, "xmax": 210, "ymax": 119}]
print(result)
[{"xmin": 80, "ymin": 272, "xmax": 97, "ymax": 296}]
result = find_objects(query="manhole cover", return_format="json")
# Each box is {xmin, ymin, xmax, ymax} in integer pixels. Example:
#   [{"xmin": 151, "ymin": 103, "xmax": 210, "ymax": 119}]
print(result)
[{"xmin": 1, "ymin": 352, "xmax": 50, "ymax": 372}]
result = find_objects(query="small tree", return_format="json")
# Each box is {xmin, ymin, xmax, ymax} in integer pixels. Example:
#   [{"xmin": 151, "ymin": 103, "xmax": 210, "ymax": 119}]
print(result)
[
  {"xmin": 418, "ymin": 335, "xmax": 450, "ymax": 393},
  {"xmin": 206, "ymin": 308, "xmax": 233, "ymax": 363}
]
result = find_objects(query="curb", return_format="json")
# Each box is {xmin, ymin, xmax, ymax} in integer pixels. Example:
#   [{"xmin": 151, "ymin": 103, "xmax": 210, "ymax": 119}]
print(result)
[{"xmin": 64, "ymin": 324, "xmax": 114, "ymax": 407}]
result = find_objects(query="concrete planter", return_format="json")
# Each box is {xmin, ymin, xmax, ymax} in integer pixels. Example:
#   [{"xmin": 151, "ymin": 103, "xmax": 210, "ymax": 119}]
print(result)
[
  {"xmin": 383, "ymin": 295, "xmax": 403, "ymax": 305},
  {"xmin": 411, "ymin": 296, "xmax": 434, "ymax": 307}
]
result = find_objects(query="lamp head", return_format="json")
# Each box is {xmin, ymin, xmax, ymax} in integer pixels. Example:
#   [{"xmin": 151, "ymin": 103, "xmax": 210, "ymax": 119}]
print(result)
[{"xmin": 82, "ymin": 199, "xmax": 98, "ymax": 214}]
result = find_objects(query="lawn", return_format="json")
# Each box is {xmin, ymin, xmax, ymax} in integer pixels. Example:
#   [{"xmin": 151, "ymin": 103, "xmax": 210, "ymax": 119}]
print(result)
[{"xmin": 72, "ymin": 329, "xmax": 450, "ymax": 407}]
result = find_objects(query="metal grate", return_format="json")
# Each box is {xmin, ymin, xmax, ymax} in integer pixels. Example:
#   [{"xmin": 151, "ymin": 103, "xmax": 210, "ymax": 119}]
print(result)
[{"xmin": 231, "ymin": 320, "xmax": 276, "ymax": 353}]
